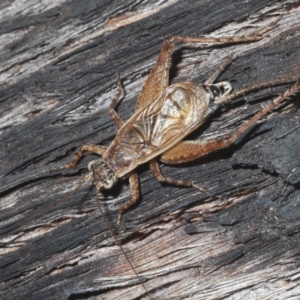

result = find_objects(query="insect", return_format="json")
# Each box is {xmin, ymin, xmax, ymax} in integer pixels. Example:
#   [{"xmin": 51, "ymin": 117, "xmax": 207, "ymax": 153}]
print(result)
[
  {"xmin": 55, "ymin": 19, "xmax": 299, "ymax": 297},
  {"xmin": 55, "ymin": 19, "xmax": 299, "ymax": 299},
  {"xmin": 61, "ymin": 20, "xmax": 299, "ymax": 225}
]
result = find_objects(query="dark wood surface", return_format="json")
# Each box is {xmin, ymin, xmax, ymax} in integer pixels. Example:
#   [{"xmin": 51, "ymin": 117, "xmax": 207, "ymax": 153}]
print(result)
[{"xmin": 1, "ymin": 1, "xmax": 300, "ymax": 299}]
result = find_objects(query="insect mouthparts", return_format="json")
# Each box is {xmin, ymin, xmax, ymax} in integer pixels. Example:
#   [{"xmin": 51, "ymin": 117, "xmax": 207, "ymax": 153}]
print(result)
[
  {"xmin": 208, "ymin": 81, "xmax": 233, "ymax": 104},
  {"xmin": 216, "ymin": 81, "xmax": 232, "ymax": 95},
  {"xmin": 206, "ymin": 81, "xmax": 232, "ymax": 103}
]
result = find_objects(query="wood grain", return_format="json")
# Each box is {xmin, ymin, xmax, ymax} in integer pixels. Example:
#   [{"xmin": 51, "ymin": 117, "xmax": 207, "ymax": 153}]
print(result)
[{"xmin": 1, "ymin": 1, "xmax": 300, "ymax": 299}]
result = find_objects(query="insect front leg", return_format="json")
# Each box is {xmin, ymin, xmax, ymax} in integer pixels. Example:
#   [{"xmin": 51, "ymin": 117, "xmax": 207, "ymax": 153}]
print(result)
[
  {"xmin": 169, "ymin": 17, "xmax": 279, "ymax": 46},
  {"xmin": 117, "ymin": 172, "xmax": 140, "ymax": 224},
  {"xmin": 216, "ymin": 78, "xmax": 299, "ymax": 104},
  {"xmin": 149, "ymin": 159, "xmax": 209, "ymax": 194},
  {"xmin": 136, "ymin": 17, "xmax": 278, "ymax": 112},
  {"xmin": 62, "ymin": 144, "xmax": 107, "ymax": 169}
]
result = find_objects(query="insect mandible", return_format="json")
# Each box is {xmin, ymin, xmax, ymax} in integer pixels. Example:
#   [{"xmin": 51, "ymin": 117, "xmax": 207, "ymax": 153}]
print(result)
[{"xmin": 61, "ymin": 18, "xmax": 299, "ymax": 225}]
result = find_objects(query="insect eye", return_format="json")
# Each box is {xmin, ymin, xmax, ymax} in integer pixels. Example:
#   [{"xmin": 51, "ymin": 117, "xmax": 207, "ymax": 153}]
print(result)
[{"xmin": 210, "ymin": 86, "xmax": 221, "ymax": 97}]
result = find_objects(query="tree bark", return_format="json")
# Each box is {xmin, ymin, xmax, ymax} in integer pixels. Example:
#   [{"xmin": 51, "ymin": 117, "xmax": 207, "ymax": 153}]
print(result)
[{"xmin": 1, "ymin": 1, "xmax": 300, "ymax": 299}]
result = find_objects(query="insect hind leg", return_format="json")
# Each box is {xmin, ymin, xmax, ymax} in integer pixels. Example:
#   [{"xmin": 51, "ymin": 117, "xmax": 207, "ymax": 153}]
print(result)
[{"xmin": 149, "ymin": 159, "xmax": 210, "ymax": 195}]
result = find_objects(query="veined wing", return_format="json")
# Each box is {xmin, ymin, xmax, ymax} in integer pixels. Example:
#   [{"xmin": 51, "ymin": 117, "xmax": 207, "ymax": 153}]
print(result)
[{"xmin": 104, "ymin": 82, "xmax": 215, "ymax": 177}]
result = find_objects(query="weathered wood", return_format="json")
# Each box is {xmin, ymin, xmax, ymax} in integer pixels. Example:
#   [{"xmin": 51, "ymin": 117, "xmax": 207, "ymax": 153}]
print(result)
[{"xmin": 0, "ymin": 1, "xmax": 300, "ymax": 299}]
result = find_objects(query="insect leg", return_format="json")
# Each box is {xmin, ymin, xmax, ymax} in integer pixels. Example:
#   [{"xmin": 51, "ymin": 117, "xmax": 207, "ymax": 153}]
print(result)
[
  {"xmin": 161, "ymin": 82, "xmax": 300, "ymax": 164},
  {"xmin": 135, "ymin": 18, "xmax": 279, "ymax": 112},
  {"xmin": 216, "ymin": 78, "xmax": 299, "ymax": 104},
  {"xmin": 136, "ymin": 18, "xmax": 278, "ymax": 111},
  {"xmin": 160, "ymin": 140, "xmax": 227, "ymax": 164},
  {"xmin": 117, "ymin": 172, "xmax": 140, "ymax": 224},
  {"xmin": 149, "ymin": 159, "xmax": 209, "ymax": 194},
  {"xmin": 109, "ymin": 74, "xmax": 125, "ymax": 128},
  {"xmin": 62, "ymin": 144, "xmax": 107, "ymax": 169},
  {"xmin": 135, "ymin": 39, "xmax": 174, "ymax": 110},
  {"xmin": 169, "ymin": 18, "xmax": 279, "ymax": 46}
]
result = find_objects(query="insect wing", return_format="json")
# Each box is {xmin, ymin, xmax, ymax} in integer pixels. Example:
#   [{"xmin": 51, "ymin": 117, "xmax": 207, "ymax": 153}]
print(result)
[{"xmin": 103, "ymin": 82, "xmax": 215, "ymax": 177}]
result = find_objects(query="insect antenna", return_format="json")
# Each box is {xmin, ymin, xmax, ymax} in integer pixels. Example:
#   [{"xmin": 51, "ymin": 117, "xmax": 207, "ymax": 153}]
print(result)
[
  {"xmin": 205, "ymin": 53, "xmax": 233, "ymax": 85},
  {"xmin": 95, "ymin": 188, "xmax": 152, "ymax": 299}
]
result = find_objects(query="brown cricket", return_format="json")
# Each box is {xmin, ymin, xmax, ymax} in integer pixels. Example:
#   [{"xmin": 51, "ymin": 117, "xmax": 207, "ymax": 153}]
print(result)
[
  {"xmin": 62, "ymin": 20, "xmax": 299, "ymax": 225},
  {"xmin": 59, "ymin": 20, "xmax": 299, "ymax": 298}
]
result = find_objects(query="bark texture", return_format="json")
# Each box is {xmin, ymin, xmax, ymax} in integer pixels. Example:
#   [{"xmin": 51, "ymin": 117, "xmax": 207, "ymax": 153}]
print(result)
[{"xmin": 1, "ymin": 1, "xmax": 300, "ymax": 300}]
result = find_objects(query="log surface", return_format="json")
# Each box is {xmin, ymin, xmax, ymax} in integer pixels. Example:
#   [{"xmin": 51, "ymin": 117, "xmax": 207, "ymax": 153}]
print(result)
[{"xmin": 0, "ymin": 1, "xmax": 300, "ymax": 299}]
